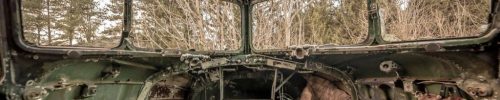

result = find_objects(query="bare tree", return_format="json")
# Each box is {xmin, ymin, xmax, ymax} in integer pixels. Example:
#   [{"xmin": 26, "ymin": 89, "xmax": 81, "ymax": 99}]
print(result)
[
  {"xmin": 252, "ymin": 0, "xmax": 368, "ymax": 49},
  {"xmin": 379, "ymin": 0, "xmax": 490, "ymax": 41},
  {"xmin": 131, "ymin": 0, "xmax": 241, "ymax": 51}
]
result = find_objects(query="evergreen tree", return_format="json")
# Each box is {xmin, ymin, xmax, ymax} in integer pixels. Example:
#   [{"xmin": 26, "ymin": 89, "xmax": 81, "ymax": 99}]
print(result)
[{"xmin": 22, "ymin": 0, "xmax": 119, "ymax": 47}]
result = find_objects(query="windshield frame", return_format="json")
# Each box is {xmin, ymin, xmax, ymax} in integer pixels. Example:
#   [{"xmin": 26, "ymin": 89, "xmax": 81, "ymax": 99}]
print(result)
[
  {"xmin": 251, "ymin": 0, "xmax": 499, "ymax": 55},
  {"xmin": 8, "ymin": 0, "xmax": 500, "ymax": 57},
  {"xmin": 13, "ymin": 0, "xmax": 245, "ymax": 57},
  {"xmin": 249, "ymin": 0, "xmax": 374, "ymax": 51}
]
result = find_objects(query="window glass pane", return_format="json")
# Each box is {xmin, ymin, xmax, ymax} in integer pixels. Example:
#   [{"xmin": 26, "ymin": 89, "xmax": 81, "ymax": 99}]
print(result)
[
  {"xmin": 252, "ymin": 0, "xmax": 368, "ymax": 50},
  {"xmin": 21, "ymin": 0, "xmax": 123, "ymax": 47},
  {"xmin": 131, "ymin": 0, "xmax": 241, "ymax": 51},
  {"xmin": 379, "ymin": 0, "xmax": 490, "ymax": 41}
]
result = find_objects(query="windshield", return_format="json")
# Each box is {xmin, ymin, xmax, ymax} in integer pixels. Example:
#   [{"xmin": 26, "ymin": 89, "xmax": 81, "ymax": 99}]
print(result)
[
  {"xmin": 21, "ymin": 0, "xmax": 123, "ymax": 48},
  {"xmin": 130, "ymin": 0, "xmax": 241, "ymax": 51},
  {"xmin": 252, "ymin": 0, "xmax": 369, "ymax": 50},
  {"xmin": 20, "ymin": 0, "xmax": 492, "ymax": 51},
  {"xmin": 378, "ymin": 0, "xmax": 490, "ymax": 41},
  {"xmin": 21, "ymin": 0, "xmax": 241, "ymax": 51}
]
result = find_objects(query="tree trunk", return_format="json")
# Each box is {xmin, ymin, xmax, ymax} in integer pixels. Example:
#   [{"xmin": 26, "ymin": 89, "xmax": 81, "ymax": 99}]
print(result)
[
  {"xmin": 46, "ymin": 0, "xmax": 52, "ymax": 45},
  {"xmin": 36, "ymin": 26, "xmax": 41, "ymax": 45}
]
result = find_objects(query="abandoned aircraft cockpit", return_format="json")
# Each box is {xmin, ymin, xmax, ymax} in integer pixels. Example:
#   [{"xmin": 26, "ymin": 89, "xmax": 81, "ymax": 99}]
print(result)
[{"xmin": 1, "ymin": 0, "xmax": 500, "ymax": 99}]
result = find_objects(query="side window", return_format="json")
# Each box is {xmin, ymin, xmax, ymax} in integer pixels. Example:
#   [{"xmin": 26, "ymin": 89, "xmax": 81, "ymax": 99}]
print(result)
[
  {"xmin": 379, "ymin": 0, "xmax": 490, "ymax": 41},
  {"xmin": 21, "ymin": 0, "xmax": 123, "ymax": 47}
]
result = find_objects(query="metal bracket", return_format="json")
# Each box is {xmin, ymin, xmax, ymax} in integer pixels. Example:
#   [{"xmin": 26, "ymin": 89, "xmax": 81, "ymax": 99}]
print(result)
[
  {"xmin": 180, "ymin": 54, "xmax": 210, "ymax": 69},
  {"xmin": 379, "ymin": 60, "xmax": 399, "ymax": 73},
  {"xmin": 23, "ymin": 86, "xmax": 48, "ymax": 100},
  {"xmin": 101, "ymin": 63, "xmax": 121, "ymax": 79},
  {"xmin": 288, "ymin": 45, "xmax": 317, "ymax": 59},
  {"xmin": 79, "ymin": 84, "xmax": 97, "ymax": 98}
]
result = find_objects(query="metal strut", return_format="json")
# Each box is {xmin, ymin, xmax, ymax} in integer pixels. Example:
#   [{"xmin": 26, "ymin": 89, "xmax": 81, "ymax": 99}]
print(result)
[
  {"xmin": 274, "ymin": 72, "xmax": 296, "ymax": 93},
  {"xmin": 271, "ymin": 69, "xmax": 278, "ymax": 100},
  {"xmin": 219, "ymin": 67, "xmax": 224, "ymax": 100}
]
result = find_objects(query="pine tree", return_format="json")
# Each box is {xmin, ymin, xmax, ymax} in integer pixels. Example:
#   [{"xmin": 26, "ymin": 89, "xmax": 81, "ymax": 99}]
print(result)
[
  {"xmin": 22, "ymin": 0, "xmax": 46, "ymax": 45},
  {"xmin": 22, "ymin": 0, "xmax": 120, "ymax": 47}
]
